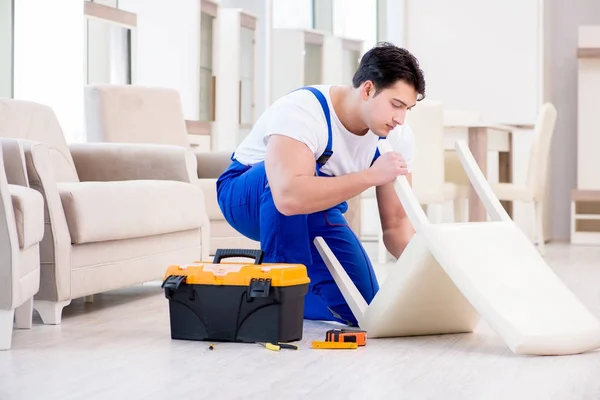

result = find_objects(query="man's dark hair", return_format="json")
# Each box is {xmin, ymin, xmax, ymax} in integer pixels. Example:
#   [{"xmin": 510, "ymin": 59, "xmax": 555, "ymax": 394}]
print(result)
[{"xmin": 352, "ymin": 42, "xmax": 426, "ymax": 100}]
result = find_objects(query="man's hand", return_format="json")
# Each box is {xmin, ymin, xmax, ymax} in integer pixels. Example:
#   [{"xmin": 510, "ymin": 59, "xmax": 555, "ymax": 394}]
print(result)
[{"xmin": 367, "ymin": 151, "xmax": 409, "ymax": 186}]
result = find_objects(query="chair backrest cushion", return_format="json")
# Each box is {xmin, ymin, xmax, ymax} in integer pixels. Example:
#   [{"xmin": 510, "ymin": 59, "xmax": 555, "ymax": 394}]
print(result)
[
  {"xmin": 0, "ymin": 99, "xmax": 79, "ymax": 183},
  {"xmin": 527, "ymin": 103, "xmax": 557, "ymax": 201},
  {"xmin": 84, "ymin": 84, "xmax": 190, "ymax": 148},
  {"xmin": 406, "ymin": 99, "xmax": 446, "ymax": 204}
]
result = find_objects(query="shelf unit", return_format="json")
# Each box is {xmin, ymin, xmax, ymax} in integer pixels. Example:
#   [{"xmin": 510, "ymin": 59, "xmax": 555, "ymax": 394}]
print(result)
[
  {"xmin": 83, "ymin": 0, "xmax": 137, "ymax": 86},
  {"xmin": 186, "ymin": 0, "xmax": 219, "ymax": 151},
  {"xmin": 213, "ymin": 8, "xmax": 258, "ymax": 150},
  {"xmin": 572, "ymin": 26, "xmax": 600, "ymax": 244},
  {"xmin": 571, "ymin": 190, "xmax": 600, "ymax": 245},
  {"xmin": 270, "ymin": 28, "xmax": 327, "ymax": 103},
  {"xmin": 322, "ymin": 36, "xmax": 363, "ymax": 85}
]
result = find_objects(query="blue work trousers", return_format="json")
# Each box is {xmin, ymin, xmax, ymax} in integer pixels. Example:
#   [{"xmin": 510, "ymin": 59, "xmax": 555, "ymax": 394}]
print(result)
[{"xmin": 216, "ymin": 159, "xmax": 379, "ymax": 326}]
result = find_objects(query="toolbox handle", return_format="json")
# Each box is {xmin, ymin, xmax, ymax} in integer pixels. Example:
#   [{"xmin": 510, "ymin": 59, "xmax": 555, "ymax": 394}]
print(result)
[{"xmin": 213, "ymin": 248, "xmax": 265, "ymax": 265}]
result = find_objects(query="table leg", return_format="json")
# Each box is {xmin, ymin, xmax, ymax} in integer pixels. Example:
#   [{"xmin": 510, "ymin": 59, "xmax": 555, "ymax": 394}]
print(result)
[
  {"xmin": 468, "ymin": 127, "xmax": 488, "ymax": 221},
  {"xmin": 498, "ymin": 133, "xmax": 513, "ymax": 218}
]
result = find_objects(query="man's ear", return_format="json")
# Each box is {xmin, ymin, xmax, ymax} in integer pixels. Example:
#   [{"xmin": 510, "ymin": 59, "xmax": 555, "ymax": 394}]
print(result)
[{"xmin": 361, "ymin": 81, "xmax": 374, "ymax": 100}]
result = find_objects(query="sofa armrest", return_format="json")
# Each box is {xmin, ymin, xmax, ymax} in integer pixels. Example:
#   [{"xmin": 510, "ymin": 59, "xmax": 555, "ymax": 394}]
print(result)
[
  {"xmin": 0, "ymin": 138, "xmax": 29, "ymax": 187},
  {"xmin": 69, "ymin": 143, "xmax": 197, "ymax": 183},
  {"xmin": 18, "ymin": 140, "xmax": 72, "ymax": 302},
  {"xmin": 194, "ymin": 150, "xmax": 233, "ymax": 179}
]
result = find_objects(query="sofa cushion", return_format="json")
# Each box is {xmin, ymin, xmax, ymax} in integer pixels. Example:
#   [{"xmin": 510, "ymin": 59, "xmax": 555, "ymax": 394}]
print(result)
[
  {"xmin": 196, "ymin": 178, "xmax": 224, "ymax": 220},
  {"xmin": 57, "ymin": 180, "xmax": 206, "ymax": 245},
  {"xmin": 9, "ymin": 185, "xmax": 45, "ymax": 249}
]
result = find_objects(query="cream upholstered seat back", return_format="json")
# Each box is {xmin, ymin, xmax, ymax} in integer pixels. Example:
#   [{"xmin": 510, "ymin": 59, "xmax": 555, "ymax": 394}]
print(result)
[
  {"xmin": 0, "ymin": 99, "xmax": 79, "ymax": 183},
  {"xmin": 405, "ymin": 99, "xmax": 445, "ymax": 205},
  {"xmin": 84, "ymin": 84, "xmax": 190, "ymax": 148},
  {"xmin": 526, "ymin": 103, "xmax": 557, "ymax": 202}
]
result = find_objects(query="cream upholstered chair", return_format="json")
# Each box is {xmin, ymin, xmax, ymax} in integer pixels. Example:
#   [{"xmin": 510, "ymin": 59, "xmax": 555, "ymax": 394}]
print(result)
[
  {"xmin": 407, "ymin": 100, "xmax": 468, "ymax": 223},
  {"xmin": 0, "ymin": 98, "xmax": 209, "ymax": 324},
  {"xmin": 487, "ymin": 103, "xmax": 557, "ymax": 255},
  {"xmin": 83, "ymin": 84, "xmax": 260, "ymax": 255},
  {"xmin": 0, "ymin": 140, "xmax": 44, "ymax": 349},
  {"xmin": 364, "ymin": 100, "xmax": 467, "ymax": 263}
]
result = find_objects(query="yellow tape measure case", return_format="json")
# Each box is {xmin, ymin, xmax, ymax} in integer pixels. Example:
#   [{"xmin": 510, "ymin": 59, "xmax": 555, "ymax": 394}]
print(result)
[{"xmin": 161, "ymin": 249, "xmax": 310, "ymax": 344}]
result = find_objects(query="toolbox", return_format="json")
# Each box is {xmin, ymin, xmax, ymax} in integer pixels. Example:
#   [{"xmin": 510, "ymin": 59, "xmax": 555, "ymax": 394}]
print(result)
[{"xmin": 161, "ymin": 249, "xmax": 310, "ymax": 344}]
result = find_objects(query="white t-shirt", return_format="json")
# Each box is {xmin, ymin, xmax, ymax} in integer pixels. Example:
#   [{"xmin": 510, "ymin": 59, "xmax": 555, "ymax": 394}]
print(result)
[{"xmin": 233, "ymin": 85, "xmax": 416, "ymax": 177}]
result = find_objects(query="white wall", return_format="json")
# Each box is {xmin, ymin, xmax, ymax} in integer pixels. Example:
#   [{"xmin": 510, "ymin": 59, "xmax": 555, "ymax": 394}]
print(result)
[
  {"xmin": 272, "ymin": 0, "xmax": 312, "ymax": 30},
  {"xmin": 13, "ymin": 0, "xmax": 85, "ymax": 143},
  {"xmin": 332, "ymin": 0, "xmax": 377, "ymax": 51},
  {"xmin": 549, "ymin": 0, "xmax": 600, "ymax": 240},
  {"xmin": 0, "ymin": 0, "xmax": 12, "ymax": 98},
  {"xmin": 118, "ymin": 0, "xmax": 201, "ymax": 120},
  {"xmin": 404, "ymin": 0, "xmax": 543, "ymax": 125}
]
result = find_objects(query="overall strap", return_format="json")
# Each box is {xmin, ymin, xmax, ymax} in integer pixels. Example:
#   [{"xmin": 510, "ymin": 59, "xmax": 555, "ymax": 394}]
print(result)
[
  {"xmin": 370, "ymin": 137, "xmax": 386, "ymax": 166},
  {"xmin": 295, "ymin": 86, "xmax": 333, "ymax": 175}
]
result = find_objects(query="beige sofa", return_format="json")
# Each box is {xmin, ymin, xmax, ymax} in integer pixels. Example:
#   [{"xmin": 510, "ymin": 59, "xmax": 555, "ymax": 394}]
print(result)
[
  {"xmin": 0, "ymin": 140, "xmax": 44, "ymax": 349},
  {"xmin": 0, "ymin": 98, "xmax": 210, "ymax": 324},
  {"xmin": 84, "ymin": 84, "xmax": 260, "ymax": 255}
]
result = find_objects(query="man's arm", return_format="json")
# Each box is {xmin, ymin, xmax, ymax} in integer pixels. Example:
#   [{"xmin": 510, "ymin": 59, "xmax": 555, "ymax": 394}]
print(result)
[
  {"xmin": 265, "ymin": 135, "xmax": 377, "ymax": 216},
  {"xmin": 376, "ymin": 174, "xmax": 415, "ymax": 259}
]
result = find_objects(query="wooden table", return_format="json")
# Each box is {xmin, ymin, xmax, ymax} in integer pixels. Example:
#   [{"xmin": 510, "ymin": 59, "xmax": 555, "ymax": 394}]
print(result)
[{"xmin": 443, "ymin": 123, "xmax": 515, "ymax": 222}]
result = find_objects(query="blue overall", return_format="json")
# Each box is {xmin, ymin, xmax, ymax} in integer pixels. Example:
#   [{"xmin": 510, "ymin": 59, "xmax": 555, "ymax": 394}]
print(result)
[{"xmin": 216, "ymin": 87, "xmax": 381, "ymax": 326}]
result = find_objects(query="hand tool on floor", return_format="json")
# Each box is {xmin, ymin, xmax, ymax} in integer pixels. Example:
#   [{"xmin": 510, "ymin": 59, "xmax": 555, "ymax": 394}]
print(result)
[
  {"xmin": 311, "ymin": 341, "xmax": 358, "ymax": 349},
  {"xmin": 325, "ymin": 328, "xmax": 367, "ymax": 346},
  {"xmin": 257, "ymin": 342, "xmax": 299, "ymax": 351}
]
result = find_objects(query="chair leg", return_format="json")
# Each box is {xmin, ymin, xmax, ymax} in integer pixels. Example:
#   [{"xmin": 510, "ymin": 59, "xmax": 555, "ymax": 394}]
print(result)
[
  {"xmin": 34, "ymin": 300, "xmax": 71, "ymax": 325},
  {"xmin": 14, "ymin": 297, "xmax": 33, "ymax": 329},
  {"xmin": 535, "ymin": 201, "xmax": 545, "ymax": 256},
  {"xmin": 426, "ymin": 203, "xmax": 444, "ymax": 223},
  {"xmin": 453, "ymin": 198, "xmax": 467, "ymax": 222},
  {"xmin": 0, "ymin": 309, "xmax": 15, "ymax": 350}
]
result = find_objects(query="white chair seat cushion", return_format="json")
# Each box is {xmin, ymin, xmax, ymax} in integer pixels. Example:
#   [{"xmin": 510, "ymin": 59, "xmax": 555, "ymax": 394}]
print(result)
[
  {"xmin": 9, "ymin": 185, "xmax": 45, "ymax": 249},
  {"xmin": 490, "ymin": 183, "xmax": 533, "ymax": 202},
  {"xmin": 58, "ymin": 180, "xmax": 205, "ymax": 245}
]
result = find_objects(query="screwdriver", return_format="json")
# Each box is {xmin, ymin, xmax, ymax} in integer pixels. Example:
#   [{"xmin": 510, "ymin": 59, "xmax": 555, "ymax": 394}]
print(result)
[{"xmin": 257, "ymin": 342, "xmax": 299, "ymax": 351}]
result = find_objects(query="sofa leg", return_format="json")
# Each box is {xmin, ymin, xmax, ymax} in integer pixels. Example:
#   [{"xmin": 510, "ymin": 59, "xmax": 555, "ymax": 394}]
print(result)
[
  {"xmin": 84, "ymin": 295, "xmax": 94, "ymax": 303},
  {"xmin": 14, "ymin": 298, "xmax": 33, "ymax": 329},
  {"xmin": 0, "ymin": 309, "xmax": 15, "ymax": 350},
  {"xmin": 34, "ymin": 300, "xmax": 71, "ymax": 325}
]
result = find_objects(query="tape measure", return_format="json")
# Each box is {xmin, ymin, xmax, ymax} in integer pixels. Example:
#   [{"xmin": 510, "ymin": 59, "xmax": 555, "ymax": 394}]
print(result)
[
  {"xmin": 325, "ymin": 329, "xmax": 367, "ymax": 346},
  {"xmin": 312, "ymin": 341, "xmax": 358, "ymax": 349}
]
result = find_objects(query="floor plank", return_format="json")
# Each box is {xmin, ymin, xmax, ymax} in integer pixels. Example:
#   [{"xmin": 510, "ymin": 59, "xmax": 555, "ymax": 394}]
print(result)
[{"xmin": 1, "ymin": 243, "xmax": 600, "ymax": 399}]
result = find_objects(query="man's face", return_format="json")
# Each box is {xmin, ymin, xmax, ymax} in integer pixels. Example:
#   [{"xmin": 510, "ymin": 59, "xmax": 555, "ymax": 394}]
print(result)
[{"xmin": 361, "ymin": 80, "xmax": 418, "ymax": 137}]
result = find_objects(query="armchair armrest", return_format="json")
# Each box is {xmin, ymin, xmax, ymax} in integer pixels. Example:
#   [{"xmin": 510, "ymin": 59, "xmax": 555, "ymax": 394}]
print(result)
[
  {"xmin": 194, "ymin": 150, "xmax": 233, "ymax": 179},
  {"xmin": 0, "ymin": 138, "xmax": 29, "ymax": 187},
  {"xmin": 18, "ymin": 139, "xmax": 72, "ymax": 302},
  {"xmin": 69, "ymin": 143, "xmax": 197, "ymax": 183}
]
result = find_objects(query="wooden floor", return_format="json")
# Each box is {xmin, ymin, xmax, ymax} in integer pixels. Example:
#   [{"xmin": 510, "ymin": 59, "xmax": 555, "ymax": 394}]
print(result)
[{"xmin": 2, "ymin": 242, "xmax": 600, "ymax": 399}]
